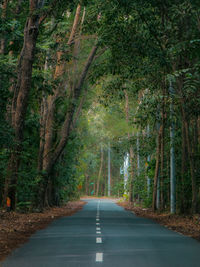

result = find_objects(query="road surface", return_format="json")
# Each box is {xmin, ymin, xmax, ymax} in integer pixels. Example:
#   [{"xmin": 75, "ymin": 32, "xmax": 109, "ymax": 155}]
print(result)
[{"xmin": 2, "ymin": 199, "xmax": 200, "ymax": 267}]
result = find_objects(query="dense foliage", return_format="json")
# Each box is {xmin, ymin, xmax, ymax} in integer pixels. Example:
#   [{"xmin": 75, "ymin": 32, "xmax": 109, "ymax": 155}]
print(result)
[{"xmin": 0, "ymin": 0, "xmax": 200, "ymax": 214}]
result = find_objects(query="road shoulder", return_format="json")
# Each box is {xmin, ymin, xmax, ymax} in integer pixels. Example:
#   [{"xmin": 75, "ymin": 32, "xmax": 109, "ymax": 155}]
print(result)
[
  {"xmin": 0, "ymin": 201, "xmax": 86, "ymax": 261},
  {"xmin": 118, "ymin": 201, "xmax": 200, "ymax": 241}
]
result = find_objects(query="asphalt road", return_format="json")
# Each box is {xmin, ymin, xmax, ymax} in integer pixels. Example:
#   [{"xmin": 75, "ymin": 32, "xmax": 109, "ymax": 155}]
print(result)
[{"xmin": 2, "ymin": 199, "xmax": 200, "ymax": 267}]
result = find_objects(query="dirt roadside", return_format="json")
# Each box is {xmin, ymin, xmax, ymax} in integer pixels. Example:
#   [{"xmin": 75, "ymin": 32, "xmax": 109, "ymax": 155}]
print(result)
[
  {"xmin": 118, "ymin": 201, "xmax": 200, "ymax": 241},
  {"xmin": 0, "ymin": 201, "xmax": 86, "ymax": 261}
]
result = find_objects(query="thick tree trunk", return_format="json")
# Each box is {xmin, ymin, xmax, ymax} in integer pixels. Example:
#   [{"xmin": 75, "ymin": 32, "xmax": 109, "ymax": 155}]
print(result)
[
  {"xmin": 37, "ymin": 6, "xmax": 83, "ymax": 206},
  {"xmin": 178, "ymin": 79, "xmax": 197, "ymax": 213},
  {"xmin": 38, "ymin": 44, "xmax": 98, "ymax": 206},
  {"xmin": 184, "ymin": 118, "xmax": 197, "ymax": 213},
  {"xmin": 4, "ymin": 0, "xmax": 43, "ymax": 209}
]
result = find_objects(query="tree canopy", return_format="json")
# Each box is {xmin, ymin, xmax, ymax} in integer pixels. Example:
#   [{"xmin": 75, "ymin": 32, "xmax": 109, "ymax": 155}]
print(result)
[{"xmin": 0, "ymin": 0, "xmax": 200, "ymax": 214}]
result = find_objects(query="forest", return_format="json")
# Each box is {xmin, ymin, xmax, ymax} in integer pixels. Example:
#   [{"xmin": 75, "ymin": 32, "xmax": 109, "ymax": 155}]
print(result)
[{"xmin": 0, "ymin": 0, "xmax": 200, "ymax": 215}]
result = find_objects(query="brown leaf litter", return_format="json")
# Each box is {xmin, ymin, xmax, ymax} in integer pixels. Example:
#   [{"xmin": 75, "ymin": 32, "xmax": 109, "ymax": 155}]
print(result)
[
  {"xmin": 0, "ymin": 201, "xmax": 86, "ymax": 261},
  {"xmin": 118, "ymin": 201, "xmax": 200, "ymax": 241}
]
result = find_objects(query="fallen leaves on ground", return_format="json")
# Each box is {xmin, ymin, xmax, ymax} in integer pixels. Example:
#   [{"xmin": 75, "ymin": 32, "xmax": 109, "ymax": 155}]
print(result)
[
  {"xmin": 118, "ymin": 201, "xmax": 200, "ymax": 241},
  {"xmin": 0, "ymin": 201, "xmax": 86, "ymax": 261}
]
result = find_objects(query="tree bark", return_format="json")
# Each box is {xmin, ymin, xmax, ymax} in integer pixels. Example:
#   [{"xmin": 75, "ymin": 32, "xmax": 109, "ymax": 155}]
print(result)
[
  {"xmin": 4, "ymin": 0, "xmax": 44, "ymax": 209},
  {"xmin": 0, "ymin": 0, "xmax": 9, "ymax": 54},
  {"xmin": 160, "ymin": 85, "xmax": 166, "ymax": 210},
  {"xmin": 152, "ymin": 125, "xmax": 162, "ymax": 211},
  {"xmin": 180, "ymin": 118, "xmax": 187, "ymax": 213},
  {"xmin": 37, "ymin": 6, "xmax": 83, "ymax": 206},
  {"xmin": 96, "ymin": 146, "xmax": 103, "ymax": 196},
  {"xmin": 124, "ymin": 90, "xmax": 134, "ymax": 202},
  {"xmin": 46, "ymin": 44, "xmax": 98, "ymax": 174},
  {"xmin": 38, "ymin": 44, "xmax": 98, "ymax": 206},
  {"xmin": 178, "ymin": 79, "xmax": 198, "ymax": 213},
  {"xmin": 85, "ymin": 173, "xmax": 89, "ymax": 195}
]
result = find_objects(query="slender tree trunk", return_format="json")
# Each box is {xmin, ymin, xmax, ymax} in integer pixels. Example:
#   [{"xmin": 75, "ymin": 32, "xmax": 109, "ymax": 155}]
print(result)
[
  {"xmin": 180, "ymin": 119, "xmax": 186, "ymax": 213},
  {"xmin": 129, "ymin": 146, "xmax": 134, "ymax": 202},
  {"xmin": 0, "ymin": 0, "xmax": 9, "ymax": 54},
  {"xmin": 42, "ymin": 96, "xmax": 55, "ymax": 171},
  {"xmin": 5, "ymin": 0, "xmax": 23, "ymax": 124},
  {"xmin": 85, "ymin": 173, "xmax": 89, "ymax": 195},
  {"xmin": 96, "ymin": 146, "xmax": 103, "ymax": 196},
  {"xmin": 160, "ymin": 86, "xmax": 166, "ymax": 210},
  {"xmin": 152, "ymin": 126, "xmax": 162, "ymax": 211},
  {"xmin": 197, "ymin": 116, "xmax": 200, "ymax": 145},
  {"xmin": 124, "ymin": 90, "xmax": 134, "ymax": 202},
  {"xmin": 45, "ymin": 44, "xmax": 98, "ymax": 175}
]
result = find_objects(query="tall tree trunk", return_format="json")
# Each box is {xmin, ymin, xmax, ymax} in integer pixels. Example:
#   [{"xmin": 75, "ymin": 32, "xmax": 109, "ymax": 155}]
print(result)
[
  {"xmin": 85, "ymin": 173, "xmax": 89, "ymax": 195},
  {"xmin": 38, "ymin": 44, "xmax": 98, "ymax": 207},
  {"xmin": 178, "ymin": 79, "xmax": 198, "ymax": 213},
  {"xmin": 37, "ymin": 55, "xmax": 49, "ymax": 171},
  {"xmin": 129, "ymin": 146, "xmax": 134, "ymax": 202},
  {"xmin": 152, "ymin": 126, "xmax": 162, "ymax": 211},
  {"xmin": 46, "ymin": 44, "xmax": 98, "ymax": 175},
  {"xmin": 96, "ymin": 146, "xmax": 103, "ymax": 196},
  {"xmin": 197, "ymin": 116, "xmax": 200, "ymax": 145},
  {"xmin": 180, "ymin": 119, "xmax": 187, "ymax": 213},
  {"xmin": 4, "ymin": 0, "xmax": 44, "ymax": 209},
  {"xmin": 184, "ymin": 117, "xmax": 197, "ymax": 213},
  {"xmin": 38, "ymin": 5, "xmax": 83, "ymax": 206},
  {"xmin": 124, "ymin": 90, "xmax": 134, "ymax": 202},
  {"xmin": 0, "ymin": 0, "xmax": 9, "ymax": 54},
  {"xmin": 160, "ymin": 86, "xmax": 166, "ymax": 210},
  {"xmin": 5, "ymin": 0, "xmax": 23, "ymax": 124}
]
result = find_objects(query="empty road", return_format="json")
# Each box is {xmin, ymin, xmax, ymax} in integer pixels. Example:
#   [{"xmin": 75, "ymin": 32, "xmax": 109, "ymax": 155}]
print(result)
[{"xmin": 2, "ymin": 199, "xmax": 200, "ymax": 267}]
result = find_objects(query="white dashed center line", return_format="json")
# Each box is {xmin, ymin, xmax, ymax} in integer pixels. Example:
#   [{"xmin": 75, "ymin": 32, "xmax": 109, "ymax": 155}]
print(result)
[
  {"xmin": 95, "ymin": 201, "xmax": 103, "ymax": 262},
  {"xmin": 96, "ymin": 237, "xmax": 102, "ymax": 243},
  {"xmin": 96, "ymin": 253, "xmax": 103, "ymax": 262}
]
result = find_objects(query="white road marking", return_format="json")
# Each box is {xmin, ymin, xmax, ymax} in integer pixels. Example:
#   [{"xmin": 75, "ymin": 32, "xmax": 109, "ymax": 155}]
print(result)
[
  {"xmin": 96, "ymin": 237, "xmax": 102, "ymax": 243},
  {"xmin": 96, "ymin": 253, "xmax": 103, "ymax": 262},
  {"xmin": 96, "ymin": 231, "xmax": 101, "ymax": 234},
  {"xmin": 97, "ymin": 201, "xmax": 100, "ymax": 215},
  {"xmin": 96, "ymin": 223, "xmax": 100, "ymax": 226},
  {"xmin": 96, "ymin": 227, "xmax": 101, "ymax": 230},
  {"xmin": 96, "ymin": 218, "xmax": 100, "ymax": 221}
]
